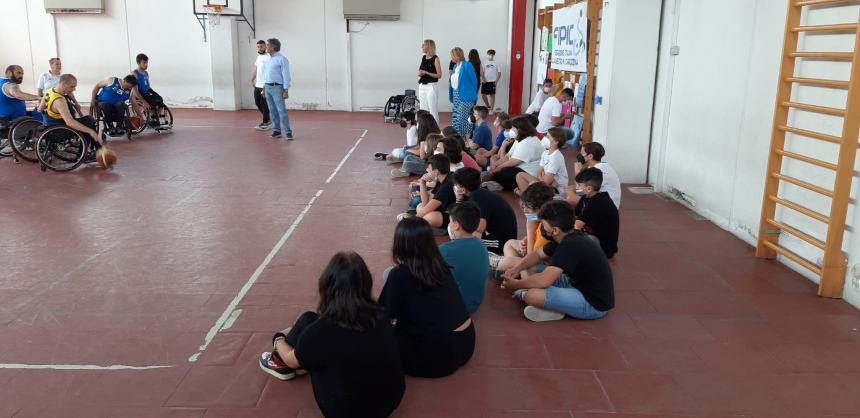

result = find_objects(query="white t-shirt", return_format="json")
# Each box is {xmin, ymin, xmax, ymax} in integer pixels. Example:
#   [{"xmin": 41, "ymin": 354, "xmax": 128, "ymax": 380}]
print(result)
[
  {"xmin": 39, "ymin": 73, "xmax": 61, "ymax": 91},
  {"xmin": 536, "ymin": 96, "xmax": 562, "ymax": 133},
  {"xmin": 595, "ymin": 161, "xmax": 621, "ymax": 208},
  {"xmin": 254, "ymin": 54, "xmax": 269, "ymax": 88},
  {"xmin": 483, "ymin": 61, "xmax": 499, "ymax": 82},
  {"xmin": 405, "ymin": 125, "xmax": 418, "ymax": 147},
  {"xmin": 541, "ymin": 149, "xmax": 568, "ymax": 197},
  {"xmin": 451, "ymin": 63, "xmax": 461, "ymax": 89},
  {"xmin": 526, "ymin": 89, "xmax": 550, "ymax": 114},
  {"xmin": 509, "ymin": 136, "xmax": 544, "ymax": 176}
]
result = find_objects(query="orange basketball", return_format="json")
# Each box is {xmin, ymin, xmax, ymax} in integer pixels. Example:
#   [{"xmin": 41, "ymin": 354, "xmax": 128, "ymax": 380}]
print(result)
[
  {"xmin": 96, "ymin": 147, "xmax": 117, "ymax": 169},
  {"xmin": 129, "ymin": 116, "xmax": 143, "ymax": 130}
]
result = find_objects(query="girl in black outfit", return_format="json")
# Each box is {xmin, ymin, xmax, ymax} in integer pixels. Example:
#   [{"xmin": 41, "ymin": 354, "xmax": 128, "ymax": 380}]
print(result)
[
  {"xmin": 379, "ymin": 217, "xmax": 475, "ymax": 378},
  {"xmin": 260, "ymin": 252, "xmax": 405, "ymax": 418},
  {"xmin": 468, "ymin": 49, "xmax": 483, "ymax": 95}
]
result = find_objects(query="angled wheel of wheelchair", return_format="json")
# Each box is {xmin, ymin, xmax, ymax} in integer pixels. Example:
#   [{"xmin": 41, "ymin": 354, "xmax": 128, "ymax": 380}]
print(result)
[
  {"xmin": 152, "ymin": 105, "xmax": 173, "ymax": 132},
  {"xmin": 36, "ymin": 125, "xmax": 88, "ymax": 172},
  {"xmin": 0, "ymin": 118, "xmax": 11, "ymax": 158},
  {"xmin": 130, "ymin": 108, "xmax": 148, "ymax": 136},
  {"xmin": 90, "ymin": 105, "xmax": 108, "ymax": 141},
  {"xmin": 9, "ymin": 117, "xmax": 42, "ymax": 162}
]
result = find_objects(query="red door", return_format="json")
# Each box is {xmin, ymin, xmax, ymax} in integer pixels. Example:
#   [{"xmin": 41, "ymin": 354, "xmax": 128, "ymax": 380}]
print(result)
[{"xmin": 508, "ymin": 0, "xmax": 527, "ymax": 115}]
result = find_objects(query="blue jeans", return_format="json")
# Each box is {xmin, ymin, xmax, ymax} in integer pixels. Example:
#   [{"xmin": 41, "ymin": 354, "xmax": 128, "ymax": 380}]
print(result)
[
  {"xmin": 401, "ymin": 153, "xmax": 426, "ymax": 175},
  {"xmin": 542, "ymin": 274, "xmax": 607, "ymax": 320},
  {"xmin": 264, "ymin": 84, "xmax": 292, "ymax": 135}
]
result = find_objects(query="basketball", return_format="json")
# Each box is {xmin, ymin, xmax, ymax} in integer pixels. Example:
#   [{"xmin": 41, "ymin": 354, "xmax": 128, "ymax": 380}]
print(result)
[
  {"xmin": 95, "ymin": 147, "xmax": 117, "ymax": 169},
  {"xmin": 129, "ymin": 116, "xmax": 143, "ymax": 130}
]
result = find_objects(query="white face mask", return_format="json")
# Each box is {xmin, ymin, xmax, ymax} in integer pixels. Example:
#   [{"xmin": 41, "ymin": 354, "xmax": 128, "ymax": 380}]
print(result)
[
  {"xmin": 541, "ymin": 137, "xmax": 551, "ymax": 149},
  {"xmin": 453, "ymin": 184, "xmax": 462, "ymax": 196},
  {"xmin": 543, "ymin": 87, "xmax": 551, "ymax": 94},
  {"xmin": 433, "ymin": 149, "xmax": 442, "ymax": 155},
  {"xmin": 503, "ymin": 130, "xmax": 513, "ymax": 139},
  {"xmin": 510, "ymin": 128, "xmax": 519, "ymax": 139},
  {"xmin": 447, "ymin": 223, "xmax": 456, "ymax": 240}
]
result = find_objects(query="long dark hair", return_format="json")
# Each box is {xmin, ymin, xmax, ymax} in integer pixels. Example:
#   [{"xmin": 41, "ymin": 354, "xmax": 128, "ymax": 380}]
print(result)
[
  {"xmin": 468, "ymin": 49, "xmax": 481, "ymax": 78},
  {"xmin": 511, "ymin": 115, "xmax": 538, "ymax": 141},
  {"xmin": 317, "ymin": 251, "xmax": 385, "ymax": 331},
  {"xmin": 392, "ymin": 217, "xmax": 451, "ymax": 290},
  {"xmin": 416, "ymin": 113, "xmax": 441, "ymax": 144}
]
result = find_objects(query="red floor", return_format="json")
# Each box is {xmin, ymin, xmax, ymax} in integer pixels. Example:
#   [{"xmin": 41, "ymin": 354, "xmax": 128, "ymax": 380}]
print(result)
[{"xmin": 1, "ymin": 109, "xmax": 859, "ymax": 417}]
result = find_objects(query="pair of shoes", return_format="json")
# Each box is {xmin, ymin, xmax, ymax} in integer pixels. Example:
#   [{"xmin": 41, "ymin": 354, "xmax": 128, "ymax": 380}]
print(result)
[
  {"xmin": 523, "ymin": 306, "xmax": 565, "ymax": 322},
  {"xmin": 285, "ymin": 133, "xmax": 294, "ymax": 141},
  {"xmin": 390, "ymin": 168, "xmax": 410, "ymax": 178},
  {"xmin": 258, "ymin": 351, "xmax": 308, "ymax": 380},
  {"xmin": 482, "ymin": 181, "xmax": 503, "ymax": 192},
  {"xmin": 373, "ymin": 152, "xmax": 388, "ymax": 160},
  {"xmin": 255, "ymin": 122, "xmax": 272, "ymax": 131},
  {"xmin": 270, "ymin": 131, "xmax": 281, "ymax": 139}
]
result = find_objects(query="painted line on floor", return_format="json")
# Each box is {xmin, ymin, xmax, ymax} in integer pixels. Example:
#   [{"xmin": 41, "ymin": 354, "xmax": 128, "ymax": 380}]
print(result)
[
  {"xmin": 189, "ymin": 129, "xmax": 367, "ymax": 363},
  {"xmin": 0, "ymin": 363, "xmax": 173, "ymax": 370}
]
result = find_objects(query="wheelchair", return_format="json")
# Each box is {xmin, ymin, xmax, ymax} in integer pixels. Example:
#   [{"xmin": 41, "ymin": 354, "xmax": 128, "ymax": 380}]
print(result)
[
  {"xmin": 2, "ymin": 115, "xmax": 43, "ymax": 162},
  {"xmin": 91, "ymin": 100, "xmax": 134, "ymax": 141},
  {"xmin": 135, "ymin": 98, "xmax": 173, "ymax": 133},
  {"xmin": 35, "ymin": 124, "xmax": 98, "ymax": 172}
]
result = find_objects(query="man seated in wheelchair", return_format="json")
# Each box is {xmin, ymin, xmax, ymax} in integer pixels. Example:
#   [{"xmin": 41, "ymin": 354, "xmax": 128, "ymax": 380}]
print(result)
[
  {"xmin": 90, "ymin": 74, "xmax": 142, "ymax": 135},
  {"xmin": 44, "ymin": 74, "xmax": 102, "ymax": 148},
  {"xmin": 131, "ymin": 53, "xmax": 167, "ymax": 125},
  {"xmin": 0, "ymin": 65, "xmax": 44, "ymax": 126}
]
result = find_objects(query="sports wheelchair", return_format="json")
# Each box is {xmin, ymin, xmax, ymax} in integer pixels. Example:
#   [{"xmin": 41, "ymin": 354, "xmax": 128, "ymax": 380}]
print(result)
[
  {"xmin": 136, "ymin": 98, "xmax": 173, "ymax": 133},
  {"xmin": 35, "ymin": 123, "xmax": 100, "ymax": 172},
  {"xmin": 1, "ymin": 115, "xmax": 44, "ymax": 163}
]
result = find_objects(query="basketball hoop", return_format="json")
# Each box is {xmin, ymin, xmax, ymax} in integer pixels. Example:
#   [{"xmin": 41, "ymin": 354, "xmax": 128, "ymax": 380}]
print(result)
[{"xmin": 202, "ymin": 4, "xmax": 222, "ymax": 27}]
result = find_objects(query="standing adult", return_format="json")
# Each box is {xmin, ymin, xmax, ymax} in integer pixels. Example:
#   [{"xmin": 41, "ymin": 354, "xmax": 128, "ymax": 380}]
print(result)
[
  {"xmin": 37, "ymin": 58, "xmax": 82, "ymax": 115},
  {"xmin": 262, "ymin": 38, "xmax": 294, "ymax": 140},
  {"xmin": 448, "ymin": 47, "xmax": 478, "ymax": 137},
  {"xmin": 417, "ymin": 39, "xmax": 442, "ymax": 123},
  {"xmin": 251, "ymin": 40, "xmax": 271, "ymax": 131},
  {"xmin": 467, "ymin": 49, "xmax": 483, "ymax": 96}
]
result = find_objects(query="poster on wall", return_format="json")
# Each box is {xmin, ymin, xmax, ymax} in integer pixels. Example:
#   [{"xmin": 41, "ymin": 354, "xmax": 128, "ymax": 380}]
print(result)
[
  {"xmin": 550, "ymin": 3, "xmax": 587, "ymax": 72},
  {"xmin": 537, "ymin": 51, "xmax": 549, "ymax": 84}
]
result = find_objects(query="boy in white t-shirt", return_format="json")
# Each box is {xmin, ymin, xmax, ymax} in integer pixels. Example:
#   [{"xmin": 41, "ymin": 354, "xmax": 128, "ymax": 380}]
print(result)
[
  {"xmin": 250, "ymin": 40, "xmax": 271, "ymax": 130},
  {"xmin": 374, "ymin": 110, "xmax": 418, "ymax": 163},
  {"xmin": 565, "ymin": 141, "xmax": 621, "ymax": 209},
  {"xmin": 481, "ymin": 49, "xmax": 502, "ymax": 113},
  {"xmin": 515, "ymin": 127, "xmax": 568, "ymax": 197},
  {"xmin": 536, "ymin": 88, "xmax": 579, "ymax": 147}
]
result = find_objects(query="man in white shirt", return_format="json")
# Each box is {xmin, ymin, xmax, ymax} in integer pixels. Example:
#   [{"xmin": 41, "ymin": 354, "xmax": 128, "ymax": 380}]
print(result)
[
  {"xmin": 250, "ymin": 40, "xmax": 270, "ymax": 131},
  {"xmin": 37, "ymin": 58, "xmax": 82, "ymax": 115},
  {"xmin": 525, "ymin": 79, "xmax": 555, "ymax": 114},
  {"xmin": 567, "ymin": 141, "xmax": 621, "ymax": 209},
  {"xmin": 537, "ymin": 87, "xmax": 580, "ymax": 148},
  {"xmin": 481, "ymin": 49, "xmax": 502, "ymax": 113}
]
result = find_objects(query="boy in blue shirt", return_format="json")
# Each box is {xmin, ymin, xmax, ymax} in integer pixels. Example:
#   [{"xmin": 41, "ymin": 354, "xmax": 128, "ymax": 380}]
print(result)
[{"xmin": 439, "ymin": 202, "xmax": 490, "ymax": 313}]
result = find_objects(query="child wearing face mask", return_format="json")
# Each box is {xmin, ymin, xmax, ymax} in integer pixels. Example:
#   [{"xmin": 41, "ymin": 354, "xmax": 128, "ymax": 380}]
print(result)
[
  {"xmin": 375, "ymin": 110, "xmax": 418, "ymax": 162},
  {"xmin": 513, "ymin": 127, "xmax": 569, "ymax": 197},
  {"xmin": 438, "ymin": 202, "xmax": 490, "ymax": 313},
  {"xmin": 493, "ymin": 182, "xmax": 557, "ymax": 273},
  {"xmin": 526, "ymin": 79, "xmax": 556, "ymax": 115}
]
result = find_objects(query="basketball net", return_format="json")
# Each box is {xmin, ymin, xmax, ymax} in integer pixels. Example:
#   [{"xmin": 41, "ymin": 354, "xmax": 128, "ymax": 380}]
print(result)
[{"xmin": 203, "ymin": 4, "xmax": 223, "ymax": 27}]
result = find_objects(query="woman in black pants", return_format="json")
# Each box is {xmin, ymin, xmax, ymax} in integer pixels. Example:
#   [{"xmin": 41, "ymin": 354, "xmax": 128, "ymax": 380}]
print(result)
[
  {"xmin": 380, "ymin": 217, "xmax": 475, "ymax": 378},
  {"xmin": 259, "ymin": 252, "xmax": 405, "ymax": 418}
]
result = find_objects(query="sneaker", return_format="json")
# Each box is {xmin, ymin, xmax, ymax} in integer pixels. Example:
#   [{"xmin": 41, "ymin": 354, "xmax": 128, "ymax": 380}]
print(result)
[
  {"xmin": 523, "ymin": 306, "xmax": 565, "ymax": 322},
  {"xmin": 255, "ymin": 123, "xmax": 271, "ymax": 131},
  {"xmin": 512, "ymin": 289, "xmax": 527, "ymax": 301},
  {"xmin": 374, "ymin": 152, "xmax": 388, "ymax": 160},
  {"xmin": 258, "ymin": 351, "xmax": 297, "ymax": 380},
  {"xmin": 390, "ymin": 168, "xmax": 411, "ymax": 178},
  {"xmin": 488, "ymin": 252, "xmax": 502, "ymax": 270},
  {"xmin": 482, "ymin": 181, "xmax": 503, "ymax": 192},
  {"xmin": 270, "ymin": 131, "xmax": 281, "ymax": 139},
  {"xmin": 385, "ymin": 154, "xmax": 401, "ymax": 163},
  {"xmin": 285, "ymin": 133, "xmax": 294, "ymax": 141}
]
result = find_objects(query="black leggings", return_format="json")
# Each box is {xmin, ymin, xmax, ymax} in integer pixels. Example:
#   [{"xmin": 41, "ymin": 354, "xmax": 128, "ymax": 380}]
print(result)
[
  {"xmin": 397, "ymin": 322, "xmax": 475, "ymax": 378},
  {"xmin": 493, "ymin": 166, "xmax": 524, "ymax": 191},
  {"xmin": 141, "ymin": 89, "xmax": 164, "ymax": 108},
  {"xmin": 274, "ymin": 311, "xmax": 319, "ymax": 348},
  {"xmin": 98, "ymin": 102, "xmax": 126, "ymax": 128},
  {"xmin": 254, "ymin": 87, "xmax": 270, "ymax": 124}
]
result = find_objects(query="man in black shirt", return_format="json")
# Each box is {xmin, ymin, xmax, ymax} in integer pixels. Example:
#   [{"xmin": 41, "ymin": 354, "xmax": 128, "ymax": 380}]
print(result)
[
  {"xmin": 501, "ymin": 200, "xmax": 614, "ymax": 322},
  {"xmin": 416, "ymin": 154, "xmax": 456, "ymax": 228},
  {"xmin": 452, "ymin": 168, "xmax": 518, "ymax": 254},
  {"xmin": 574, "ymin": 168, "xmax": 619, "ymax": 258}
]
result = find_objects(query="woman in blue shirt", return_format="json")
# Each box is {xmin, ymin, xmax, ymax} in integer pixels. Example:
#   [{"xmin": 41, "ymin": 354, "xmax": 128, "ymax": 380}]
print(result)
[{"xmin": 448, "ymin": 47, "xmax": 478, "ymax": 137}]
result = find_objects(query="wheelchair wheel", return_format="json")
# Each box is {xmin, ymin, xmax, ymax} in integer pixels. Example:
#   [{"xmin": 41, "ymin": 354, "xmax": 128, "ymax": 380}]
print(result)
[
  {"xmin": 36, "ymin": 126, "xmax": 88, "ymax": 172},
  {"xmin": 402, "ymin": 96, "xmax": 419, "ymax": 114},
  {"xmin": 130, "ymin": 108, "xmax": 148, "ymax": 135},
  {"xmin": 9, "ymin": 117, "xmax": 42, "ymax": 162}
]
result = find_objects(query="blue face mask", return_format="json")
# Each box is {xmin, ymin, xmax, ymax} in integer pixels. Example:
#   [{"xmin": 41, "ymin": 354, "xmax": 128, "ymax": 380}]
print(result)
[{"xmin": 525, "ymin": 213, "xmax": 539, "ymax": 222}]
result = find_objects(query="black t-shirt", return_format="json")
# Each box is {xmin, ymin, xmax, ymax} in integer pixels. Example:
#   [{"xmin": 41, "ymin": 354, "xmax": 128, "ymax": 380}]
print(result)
[
  {"xmin": 295, "ymin": 316, "xmax": 405, "ymax": 418},
  {"xmin": 379, "ymin": 265, "xmax": 470, "ymax": 337},
  {"xmin": 419, "ymin": 55, "xmax": 438, "ymax": 84},
  {"xmin": 467, "ymin": 188, "xmax": 518, "ymax": 253},
  {"xmin": 431, "ymin": 174, "xmax": 457, "ymax": 213},
  {"xmin": 575, "ymin": 192, "xmax": 619, "ymax": 258},
  {"xmin": 542, "ymin": 231, "xmax": 615, "ymax": 311}
]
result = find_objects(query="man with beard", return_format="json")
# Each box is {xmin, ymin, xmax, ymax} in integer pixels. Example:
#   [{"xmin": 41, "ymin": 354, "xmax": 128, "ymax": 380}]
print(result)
[
  {"xmin": 0, "ymin": 65, "xmax": 43, "ymax": 121},
  {"xmin": 250, "ymin": 40, "xmax": 271, "ymax": 130}
]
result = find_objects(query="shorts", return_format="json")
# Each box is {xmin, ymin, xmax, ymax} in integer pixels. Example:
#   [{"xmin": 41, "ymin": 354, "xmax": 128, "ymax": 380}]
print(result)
[{"xmin": 481, "ymin": 82, "xmax": 497, "ymax": 95}]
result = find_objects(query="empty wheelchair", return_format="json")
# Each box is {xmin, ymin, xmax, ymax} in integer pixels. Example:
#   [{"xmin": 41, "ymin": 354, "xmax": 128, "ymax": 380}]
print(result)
[{"xmin": 35, "ymin": 124, "xmax": 97, "ymax": 172}]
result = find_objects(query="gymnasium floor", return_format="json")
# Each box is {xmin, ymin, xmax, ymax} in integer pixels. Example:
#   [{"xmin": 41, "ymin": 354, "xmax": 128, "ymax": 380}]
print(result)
[{"xmin": 2, "ymin": 109, "xmax": 860, "ymax": 417}]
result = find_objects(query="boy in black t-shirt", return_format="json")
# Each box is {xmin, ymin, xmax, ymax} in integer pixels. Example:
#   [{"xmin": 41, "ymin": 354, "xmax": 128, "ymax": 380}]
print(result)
[
  {"xmin": 574, "ymin": 168, "xmax": 619, "ymax": 258},
  {"xmin": 452, "ymin": 168, "xmax": 518, "ymax": 254},
  {"xmin": 501, "ymin": 200, "xmax": 614, "ymax": 322},
  {"xmin": 411, "ymin": 154, "xmax": 456, "ymax": 228}
]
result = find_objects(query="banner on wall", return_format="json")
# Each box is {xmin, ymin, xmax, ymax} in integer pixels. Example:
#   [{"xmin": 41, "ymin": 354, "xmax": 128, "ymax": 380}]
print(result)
[
  {"xmin": 550, "ymin": 3, "xmax": 587, "ymax": 72},
  {"xmin": 537, "ymin": 51, "xmax": 549, "ymax": 84}
]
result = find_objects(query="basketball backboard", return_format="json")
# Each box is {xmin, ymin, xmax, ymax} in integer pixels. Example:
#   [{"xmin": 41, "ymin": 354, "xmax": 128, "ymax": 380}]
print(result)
[{"xmin": 192, "ymin": 0, "xmax": 255, "ymax": 41}]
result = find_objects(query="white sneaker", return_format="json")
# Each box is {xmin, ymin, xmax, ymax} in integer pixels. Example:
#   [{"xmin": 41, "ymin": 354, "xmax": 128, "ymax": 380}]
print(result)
[
  {"xmin": 396, "ymin": 212, "xmax": 412, "ymax": 222},
  {"xmin": 523, "ymin": 306, "xmax": 565, "ymax": 322},
  {"xmin": 390, "ymin": 169, "xmax": 411, "ymax": 178},
  {"xmin": 255, "ymin": 123, "xmax": 272, "ymax": 131}
]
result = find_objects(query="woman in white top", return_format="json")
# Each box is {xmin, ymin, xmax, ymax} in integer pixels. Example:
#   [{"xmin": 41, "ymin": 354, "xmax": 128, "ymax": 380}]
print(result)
[
  {"xmin": 483, "ymin": 116, "xmax": 544, "ymax": 192},
  {"xmin": 514, "ymin": 127, "xmax": 568, "ymax": 197}
]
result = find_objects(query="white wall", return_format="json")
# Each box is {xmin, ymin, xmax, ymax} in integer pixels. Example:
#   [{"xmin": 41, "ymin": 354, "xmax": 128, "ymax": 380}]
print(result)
[{"xmin": 649, "ymin": 0, "xmax": 860, "ymax": 308}]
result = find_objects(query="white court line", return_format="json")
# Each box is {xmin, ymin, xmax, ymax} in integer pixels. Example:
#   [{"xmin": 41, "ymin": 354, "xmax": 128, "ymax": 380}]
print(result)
[
  {"xmin": 188, "ymin": 129, "xmax": 368, "ymax": 362},
  {"xmin": 0, "ymin": 363, "xmax": 172, "ymax": 370}
]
